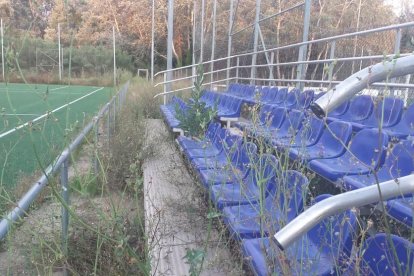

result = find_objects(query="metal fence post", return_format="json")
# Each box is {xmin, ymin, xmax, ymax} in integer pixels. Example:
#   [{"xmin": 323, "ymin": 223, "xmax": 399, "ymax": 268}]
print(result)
[
  {"xmin": 94, "ymin": 117, "xmax": 100, "ymax": 176},
  {"xmin": 296, "ymin": 0, "xmax": 311, "ymax": 91},
  {"xmin": 250, "ymin": 0, "xmax": 262, "ymax": 84},
  {"xmin": 328, "ymin": 40, "xmax": 336, "ymax": 89},
  {"xmin": 107, "ymin": 104, "xmax": 111, "ymax": 143},
  {"xmin": 226, "ymin": 0, "xmax": 234, "ymax": 87},
  {"xmin": 236, "ymin": 57, "xmax": 240, "ymax": 83},
  {"xmin": 60, "ymin": 158, "xmax": 69, "ymax": 257}
]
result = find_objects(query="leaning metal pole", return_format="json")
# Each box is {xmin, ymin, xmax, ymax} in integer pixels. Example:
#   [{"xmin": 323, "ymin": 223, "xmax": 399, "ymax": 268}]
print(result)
[
  {"xmin": 250, "ymin": 0, "xmax": 261, "ymax": 84},
  {"xmin": 226, "ymin": 0, "xmax": 234, "ymax": 87},
  {"xmin": 311, "ymin": 55, "xmax": 414, "ymax": 117},
  {"xmin": 273, "ymin": 175, "xmax": 414, "ymax": 250},
  {"xmin": 274, "ymin": 55, "xmax": 414, "ymax": 251}
]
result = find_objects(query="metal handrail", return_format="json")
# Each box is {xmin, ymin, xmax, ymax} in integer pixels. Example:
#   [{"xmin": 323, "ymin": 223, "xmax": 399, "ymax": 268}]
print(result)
[
  {"xmin": 154, "ymin": 21, "xmax": 414, "ymax": 78},
  {"xmin": 0, "ymin": 81, "xmax": 130, "ymax": 240}
]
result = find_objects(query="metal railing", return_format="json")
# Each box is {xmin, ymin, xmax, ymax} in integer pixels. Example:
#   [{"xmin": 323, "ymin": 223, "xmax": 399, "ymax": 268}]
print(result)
[
  {"xmin": 0, "ymin": 81, "xmax": 129, "ymax": 247},
  {"xmin": 154, "ymin": 21, "xmax": 414, "ymax": 100}
]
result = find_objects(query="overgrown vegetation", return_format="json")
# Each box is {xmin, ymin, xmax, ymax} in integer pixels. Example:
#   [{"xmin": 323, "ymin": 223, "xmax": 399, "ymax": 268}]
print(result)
[{"xmin": 175, "ymin": 66, "xmax": 216, "ymax": 138}]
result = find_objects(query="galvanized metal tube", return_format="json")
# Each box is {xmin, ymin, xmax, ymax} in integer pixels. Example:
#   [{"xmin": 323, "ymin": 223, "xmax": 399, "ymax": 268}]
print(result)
[
  {"xmin": 311, "ymin": 55, "xmax": 414, "ymax": 118},
  {"xmin": 61, "ymin": 158, "xmax": 69, "ymax": 252},
  {"xmin": 273, "ymin": 175, "xmax": 414, "ymax": 250}
]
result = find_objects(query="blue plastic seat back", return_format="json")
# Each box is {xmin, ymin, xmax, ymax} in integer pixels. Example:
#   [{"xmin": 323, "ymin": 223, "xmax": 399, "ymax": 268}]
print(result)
[
  {"xmin": 363, "ymin": 97, "xmax": 403, "ymax": 128},
  {"xmin": 402, "ymin": 102, "xmax": 414, "ymax": 130},
  {"xmin": 297, "ymin": 89, "xmax": 314, "ymax": 109},
  {"xmin": 277, "ymin": 109, "xmax": 304, "ymax": 135},
  {"xmin": 328, "ymin": 100, "xmax": 350, "ymax": 117},
  {"xmin": 358, "ymin": 234, "xmax": 414, "ymax": 275},
  {"xmin": 260, "ymin": 86, "xmax": 270, "ymax": 102},
  {"xmin": 296, "ymin": 116, "xmax": 324, "ymax": 145},
  {"xmin": 275, "ymin": 171, "xmax": 309, "ymax": 220},
  {"xmin": 249, "ymin": 154, "xmax": 278, "ymax": 193},
  {"xmin": 269, "ymin": 107, "xmax": 287, "ymax": 129},
  {"xmin": 318, "ymin": 121, "xmax": 353, "ymax": 154},
  {"xmin": 284, "ymin": 88, "xmax": 300, "ymax": 108},
  {"xmin": 231, "ymin": 142, "xmax": 258, "ymax": 172},
  {"xmin": 341, "ymin": 95, "xmax": 374, "ymax": 121},
  {"xmin": 259, "ymin": 104, "xmax": 276, "ymax": 125},
  {"xmin": 308, "ymin": 194, "xmax": 357, "ymax": 259},
  {"xmin": 267, "ymin": 87, "xmax": 279, "ymax": 102},
  {"xmin": 205, "ymin": 122, "xmax": 220, "ymax": 140},
  {"xmin": 345, "ymin": 128, "xmax": 389, "ymax": 168},
  {"xmin": 244, "ymin": 85, "xmax": 256, "ymax": 99},
  {"xmin": 378, "ymin": 139, "xmax": 414, "ymax": 180},
  {"xmin": 273, "ymin": 87, "xmax": 288, "ymax": 104}
]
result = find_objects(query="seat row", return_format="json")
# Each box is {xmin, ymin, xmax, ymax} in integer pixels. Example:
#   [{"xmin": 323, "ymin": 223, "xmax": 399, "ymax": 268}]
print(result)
[
  {"xmin": 237, "ymin": 105, "xmax": 414, "ymax": 227},
  {"xmin": 159, "ymin": 96, "xmax": 187, "ymax": 130},
  {"xmin": 175, "ymin": 122, "xmax": 414, "ymax": 275}
]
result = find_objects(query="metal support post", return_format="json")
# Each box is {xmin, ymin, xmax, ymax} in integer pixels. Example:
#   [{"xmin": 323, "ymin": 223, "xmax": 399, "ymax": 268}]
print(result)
[
  {"xmin": 1, "ymin": 18, "xmax": 4, "ymax": 81},
  {"xmin": 151, "ymin": 0, "xmax": 155, "ymax": 83},
  {"xmin": 269, "ymin": 52, "xmax": 275, "ymax": 85},
  {"xmin": 226, "ymin": 0, "xmax": 234, "ymax": 86},
  {"xmin": 328, "ymin": 41, "xmax": 336, "ymax": 89},
  {"xmin": 58, "ymin": 23, "xmax": 62, "ymax": 81},
  {"xmin": 210, "ymin": 0, "xmax": 217, "ymax": 89},
  {"xmin": 163, "ymin": 73, "xmax": 167, "ymax": 105},
  {"xmin": 94, "ymin": 117, "xmax": 100, "ymax": 176},
  {"xmin": 107, "ymin": 105, "xmax": 111, "ymax": 143},
  {"xmin": 200, "ymin": 0, "xmax": 205, "ymax": 63},
  {"xmin": 166, "ymin": 0, "xmax": 174, "ymax": 100},
  {"xmin": 192, "ymin": 0, "xmax": 197, "ymax": 84},
  {"xmin": 235, "ymin": 57, "xmax": 240, "ymax": 83},
  {"xmin": 113, "ymin": 26, "xmax": 117, "ymax": 87},
  {"xmin": 60, "ymin": 158, "xmax": 69, "ymax": 254},
  {"xmin": 296, "ymin": 0, "xmax": 311, "ymax": 90},
  {"xmin": 250, "ymin": 0, "xmax": 262, "ymax": 84}
]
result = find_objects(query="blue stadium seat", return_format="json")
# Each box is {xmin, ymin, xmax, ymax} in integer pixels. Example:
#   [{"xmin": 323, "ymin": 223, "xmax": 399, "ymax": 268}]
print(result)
[
  {"xmin": 260, "ymin": 87, "xmax": 279, "ymax": 104},
  {"xmin": 160, "ymin": 96, "xmax": 188, "ymax": 129},
  {"xmin": 347, "ymin": 234, "xmax": 414, "ymax": 275},
  {"xmin": 342, "ymin": 140, "xmax": 414, "ymax": 191},
  {"xmin": 277, "ymin": 88, "xmax": 300, "ymax": 109},
  {"xmin": 242, "ymin": 194, "xmax": 357, "ymax": 276},
  {"xmin": 210, "ymin": 154, "xmax": 278, "ymax": 210},
  {"xmin": 268, "ymin": 109, "xmax": 305, "ymax": 142},
  {"xmin": 270, "ymin": 87, "xmax": 288, "ymax": 105},
  {"xmin": 273, "ymin": 116, "xmax": 324, "ymax": 149},
  {"xmin": 182, "ymin": 127, "xmax": 228, "ymax": 159},
  {"xmin": 296, "ymin": 89, "xmax": 314, "ymax": 109},
  {"xmin": 237, "ymin": 104, "xmax": 275, "ymax": 131},
  {"xmin": 190, "ymin": 134, "xmax": 242, "ymax": 170},
  {"xmin": 289, "ymin": 121, "xmax": 353, "ymax": 161},
  {"xmin": 197, "ymin": 142, "xmax": 257, "ymax": 189},
  {"xmin": 309, "ymin": 128, "xmax": 389, "ymax": 182},
  {"xmin": 177, "ymin": 122, "xmax": 220, "ymax": 151},
  {"xmin": 326, "ymin": 100, "xmax": 350, "ymax": 119},
  {"xmin": 383, "ymin": 102, "xmax": 414, "ymax": 140},
  {"xmin": 386, "ymin": 197, "xmax": 413, "ymax": 227},
  {"xmin": 328, "ymin": 95, "xmax": 373, "ymax": 123},
  {"xmin": 217, "ymin": 96, "xmax": 243, "ymax": 118},
  {"xmin": 350, "ymin": 97, "xmax": 403, "ymax": 131},
  {"xmin": 222, "ymin": 170, "xmax": 308, "ymax": 240},
  {"xmin": 245, "ymin": 107, "xmax": 287, "ymax": 139}
]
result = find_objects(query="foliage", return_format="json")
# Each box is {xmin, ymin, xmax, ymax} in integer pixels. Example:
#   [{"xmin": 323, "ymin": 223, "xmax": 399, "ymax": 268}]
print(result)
[
  {"xmin": 175, "ymin": 65, "xmax": 216, "ymax": 138},
  {"xmin": 183, "ymin": 248, "xmax": 205, "ymax": 276}
]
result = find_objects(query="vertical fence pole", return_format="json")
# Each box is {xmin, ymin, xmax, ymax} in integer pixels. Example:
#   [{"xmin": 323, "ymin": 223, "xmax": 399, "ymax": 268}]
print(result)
[
  {"xmin": 226, "ymin": 0, "xmax": 234, "ymax": 86},
  {"xmin": 192, "ymin": 0, "xmax": 197, "ymax": 84},
  {"xmin": 107, "ymin": 104, "xmax": 111, "ymax": 143},
  {"xmin": 210, "ymin": 0, "xmax": 217, "ymax": 89},
  {"xmin": 113, "ymin": 26, "xmax": 117, "ymax": 87},
  {"xmin": 270, "ymin": 52, "xmax": 275, "ymax": 86},
  {"xmin": 94, "ymin": 117, "xmax": 100, "ymax": 176},
  {"xmin": 296, "ymin": 0, "xmax": 311, "ymax": 91},
  {"xmin": 391, "ymin": 28, "xmax": 403, "ymax": 96},
  {"xmin": 60, "ymin": 158, "xmax": 69, "ymax": 261},
  {"xmin": 328, "ymin": 40, "xmax": 336, "ymax": 89},
  {"xmin": 236, "ymin": 57, "xmax": 240, "ymax": 83},
  {"xmin": 166, "ymin": 0, "xmax": 174, "ymax": 101},
  {"xmin": 250, "ymin": 0, "xmax": 261, "ymax": 84},
  {"xmin": 1, "ymin": 18, "xmax": 4, "ymax": 81},
  {"xmin": 151, "ymin": 0, "xmax": 155, "ymax": 83},
  {"xmin": 200, "ymin": 0, "xmax": 205, "ymax": 63},
  {"xmin": 58, "ymin": 23, "xmax": 62, "ymax": 81}
]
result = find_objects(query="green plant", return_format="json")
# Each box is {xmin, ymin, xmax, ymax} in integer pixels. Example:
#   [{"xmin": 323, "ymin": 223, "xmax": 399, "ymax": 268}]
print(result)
[
  {"xmin": 183, "ymin": 248, "xmax": 205, "ymax": 276},
  {"xmin": 175, "ymin": 65, "xmax": 216, "ymax": 138}
]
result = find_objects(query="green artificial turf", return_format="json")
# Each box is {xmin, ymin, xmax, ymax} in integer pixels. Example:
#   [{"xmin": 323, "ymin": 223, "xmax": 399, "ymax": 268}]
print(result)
[{"xmin": 0, "ymin": 82, "xmax": 113, "ymax": 188}]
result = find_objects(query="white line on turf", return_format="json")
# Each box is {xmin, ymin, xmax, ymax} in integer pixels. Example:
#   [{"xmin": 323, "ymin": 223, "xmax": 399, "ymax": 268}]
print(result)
[
  {"xmin": 2, "ymin": 113, "xmax": 41, "ymax": 116},
  {"xmin": 50, "ymin": 86, "xmax": 69, "ymax": 91},
  {"xmin": 0, "ymin": 87, "xmax": 104, "ymax": 139}
]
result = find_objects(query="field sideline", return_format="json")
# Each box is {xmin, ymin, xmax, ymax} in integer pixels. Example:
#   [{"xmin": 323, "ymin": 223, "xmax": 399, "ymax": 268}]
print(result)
[{"xmin": 0, "ymin": 82, "xmax": 113, "ymax": 189}]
